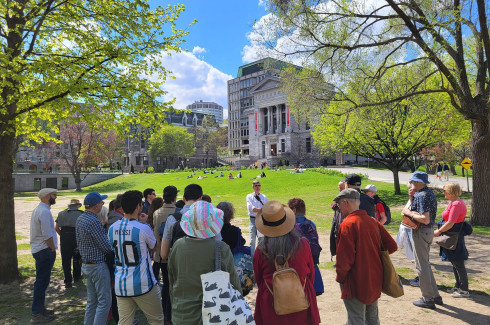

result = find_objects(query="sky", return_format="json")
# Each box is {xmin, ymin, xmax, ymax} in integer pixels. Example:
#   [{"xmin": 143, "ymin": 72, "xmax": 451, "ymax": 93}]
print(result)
[{"xmin": 152, "ymin": 0, "xmax": 270, "ymax": 118}]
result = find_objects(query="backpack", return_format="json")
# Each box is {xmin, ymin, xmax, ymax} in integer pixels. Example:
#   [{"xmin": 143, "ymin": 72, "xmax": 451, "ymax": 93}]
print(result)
[
  {"xmin": 264, "ymin": 255, "xmax": 310, "ymax": 316},
  {"xmin": 295, "ymin": 219, "xmax": 322, "ymax": 264},
  {"xmin": 374, "ymin": 196, "xmax": 391, "ymax": 225},
  {"xmin": 169, "ymin": 212, "xmax": 187, "ymax": 248}
]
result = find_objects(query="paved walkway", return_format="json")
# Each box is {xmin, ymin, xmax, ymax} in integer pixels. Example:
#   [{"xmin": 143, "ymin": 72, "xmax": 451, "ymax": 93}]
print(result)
[{"xmin": 327, "ymin": 167, "xmax": 473, "ymax": 192}]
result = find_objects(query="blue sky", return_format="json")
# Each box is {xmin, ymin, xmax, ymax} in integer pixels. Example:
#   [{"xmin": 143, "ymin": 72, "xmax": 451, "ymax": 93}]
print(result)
[{"xmin": 153, "ymin": 0, "xmax": 269, "ymax": 117}]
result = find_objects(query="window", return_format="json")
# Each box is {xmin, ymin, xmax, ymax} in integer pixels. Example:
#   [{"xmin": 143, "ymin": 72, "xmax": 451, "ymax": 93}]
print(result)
[
  {"xmin": 143, "ymin": 156, "xmax": 149, "ymax": 166},
  {"xmin": 306, "ymin": 137, "xmax": 312, "ymax": 153},
  {"xmin": 136, "ymin": 155, "xmax": 141, "ymax": 166},
  {"xmin": 140, "ymin": 137, "xmax": 145, "ymax": 149},
  {"xmin": 281, "ymin": 139, "xmax": 285, "ymax": 152}
]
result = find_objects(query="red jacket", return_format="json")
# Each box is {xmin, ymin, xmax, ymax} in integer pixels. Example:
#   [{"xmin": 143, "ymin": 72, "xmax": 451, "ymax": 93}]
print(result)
[
  {"xmin": 253, "ymin": 238, "xmax": 321, "ymax": 325},
  {"xmin": 336, "ymin": 209, "xmax": 397, "ymax": 305}
]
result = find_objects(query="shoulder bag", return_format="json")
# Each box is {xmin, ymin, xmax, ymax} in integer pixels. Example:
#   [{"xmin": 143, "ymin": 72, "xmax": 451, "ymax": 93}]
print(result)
[
  {"xmin": 201, "ymin": 241, "xmax": 255, "ymax": 325},
  {"xmin": 435, "ymin": 222, "xmax": 463, "ymax": 250},
  {"xmin": 378, "ymin": 226, "xmax": 404, "ymax": 298}
]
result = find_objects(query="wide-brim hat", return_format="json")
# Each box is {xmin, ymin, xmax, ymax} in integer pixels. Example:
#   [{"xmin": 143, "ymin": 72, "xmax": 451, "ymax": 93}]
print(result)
[
  {"xmin": 180, "ymin": 201, "xmax": 224, "ymax": 239},
  {"xmin": 256, "ymin": 200, "xmax": 296, "ymax": 238},
  {"xmin": 410, "ymin": 171, "xmax": 430, "ymax": 184}
]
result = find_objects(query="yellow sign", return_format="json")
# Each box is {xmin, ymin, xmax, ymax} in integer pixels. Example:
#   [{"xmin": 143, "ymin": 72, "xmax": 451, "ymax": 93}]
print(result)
[{"xmin": 461, "ymin": 158, "xmax": 472, "ymax": 170}]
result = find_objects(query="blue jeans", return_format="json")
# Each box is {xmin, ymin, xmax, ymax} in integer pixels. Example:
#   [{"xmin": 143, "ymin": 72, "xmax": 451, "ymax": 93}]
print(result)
[
  {"xmin": 32, "ymin": 248, "xmax": 56, "ymax": 315},
  {"xmin": 82, "ymin": 263, "xmax": 111, "ymax": 325},
  {"xmin": 249, "ymin": 217, "xmax": 257, "ymax": 257}
]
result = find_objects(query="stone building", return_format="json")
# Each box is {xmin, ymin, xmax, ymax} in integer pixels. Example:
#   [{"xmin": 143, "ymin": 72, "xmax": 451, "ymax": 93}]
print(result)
[
  {"xmin": 122, "ymin": 111, "xmax": 219, "ymax": 172},
  {"xmin": 227, "ymin": 58, "xmax": 332, "ymax": 167}
]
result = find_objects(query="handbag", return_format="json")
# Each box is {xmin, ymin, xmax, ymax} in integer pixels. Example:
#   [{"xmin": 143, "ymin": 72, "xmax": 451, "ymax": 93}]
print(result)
[
  {"xmin": 435, "ymin": 222, "xmax": 463, "ymax": 250},
  {"xmin": 201, "ymin": 241, "xmax": 255, "ymax": 325},
  {"xmin": 401, "ymin": 215, "xmax": 420, "ymax": 230},
  {"xmin": 378, "ymin": 227, "xmax": 404, "ymax": 298}
]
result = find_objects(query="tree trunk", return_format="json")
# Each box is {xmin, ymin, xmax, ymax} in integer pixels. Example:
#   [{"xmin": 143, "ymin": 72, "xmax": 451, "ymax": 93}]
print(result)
[
  {"xmin": 469, "ymin": 119, "xmax": 490, "ymax": 226},
  {"xmin": 0, "ymin": 133, "xmax": 21, "ymax": 283},
  {"xmin": 74, "ymin": 170, "xmax": 82, "ymax": 192},
  {"xmin": 391, "ymin": 167, "xmax": 401, "ymax": 195}
]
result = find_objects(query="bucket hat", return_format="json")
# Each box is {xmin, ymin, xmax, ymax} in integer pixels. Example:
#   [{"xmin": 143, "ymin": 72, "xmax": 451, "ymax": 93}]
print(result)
[
  {"xmin": 180, "ymin": 201, "xmax": 224, "ymax": 239},
  {"xmin": 409, "ymin": 171, "xmax": 430, "ymax": 184},
  {"xmin": 255, "ymin": 200, "xmax": 296, "ymax": 238}
]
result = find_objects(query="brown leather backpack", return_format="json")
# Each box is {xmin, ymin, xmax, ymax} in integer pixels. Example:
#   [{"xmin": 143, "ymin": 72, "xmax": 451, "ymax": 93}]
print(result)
[{"xmin": 264, "ymin": 254, "xmax": 310, "ymax": 315}]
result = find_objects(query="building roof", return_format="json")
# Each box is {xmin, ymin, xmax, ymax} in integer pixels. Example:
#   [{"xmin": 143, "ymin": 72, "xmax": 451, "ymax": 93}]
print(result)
[{"xmin": 236, "ymin": 57, "xmax": 301, "ymax": 78}]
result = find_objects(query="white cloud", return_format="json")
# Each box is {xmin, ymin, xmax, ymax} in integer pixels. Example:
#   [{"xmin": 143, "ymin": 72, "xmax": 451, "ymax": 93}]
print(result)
[
  {"xmin": 146, "ymin": 50, "xmax": 232, "ymax": 118},
  {"xmin": 192, "ymin": 46, "xmax": 206, "ymax": 54},
  {"xmin": 258, "ymin": 0, "xmax": 266, "ymax": 7}
]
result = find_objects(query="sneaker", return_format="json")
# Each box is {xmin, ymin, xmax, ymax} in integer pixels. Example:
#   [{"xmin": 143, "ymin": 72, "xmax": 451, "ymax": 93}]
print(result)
[
  {"xmin": 42, "ymin": 309, "xmax": 54, "ymax": 317},
  {"xmin": 31, "ymin": 313, "xmax": 56, "ymax": 323},
  {"xmin": 433, "ymin": 296, "xmax": 444, "ymax": 305},
  {"xmin": 413, "ymin": 298, "xmax": 436, "ymax": 310},
  {"xmin": 446, "ymin": 287, "xmax": 459, "ymax": 293},
  {"xmin": 452, "ymin": 290, "xmax": 470, "ymax": 298},
  {"xmin": 409, "ymin": 277, "xmax": 420, "ymax": 287}
]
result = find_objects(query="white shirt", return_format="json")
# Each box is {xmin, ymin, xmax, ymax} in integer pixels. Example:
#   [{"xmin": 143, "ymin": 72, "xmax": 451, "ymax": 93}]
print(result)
[
  {"xmin": 30, "ymin": 202, "xmax": 58, "ymax": 254},
  {"xmin": 246, "ymin": 192, "xmax": 268, "ymax": 217}
]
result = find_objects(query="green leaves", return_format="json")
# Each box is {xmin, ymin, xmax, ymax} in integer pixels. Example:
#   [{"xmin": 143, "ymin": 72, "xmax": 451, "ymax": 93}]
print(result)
[{"xmin": 148, "ymin": 124, "xmax": 195, "ymax": 161}]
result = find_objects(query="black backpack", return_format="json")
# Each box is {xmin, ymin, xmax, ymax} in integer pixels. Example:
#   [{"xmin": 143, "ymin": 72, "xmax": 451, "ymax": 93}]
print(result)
[
  {"xmin": 374, "ymin": 196, "xmax": 391, "ymax": 225},
  {"xmin": 169, "ymin": 212, "xmax": 187, "ymax": 247}
]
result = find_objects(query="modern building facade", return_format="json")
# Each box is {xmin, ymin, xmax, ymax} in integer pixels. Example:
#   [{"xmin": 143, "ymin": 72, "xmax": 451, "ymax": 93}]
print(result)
[
  {"xmin": 186, "ymin": 100, "xmax": 224, "ymax": 125},
  {"xmin": 227, "ymin": 58, "xmax": 331, "ymax": 167}
]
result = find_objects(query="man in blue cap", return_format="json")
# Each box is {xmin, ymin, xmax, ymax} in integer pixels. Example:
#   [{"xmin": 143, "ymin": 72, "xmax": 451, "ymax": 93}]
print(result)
[
  {"xmin": 76, "ymin": 192, "xmax": 112, "ymax": 325},
  {"xmin": 402, "ymin": 172, "xmax": 442, "ymax": 309}
]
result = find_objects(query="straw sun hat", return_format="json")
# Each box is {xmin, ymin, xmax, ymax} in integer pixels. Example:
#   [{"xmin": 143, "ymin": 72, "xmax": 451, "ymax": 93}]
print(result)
[{"xmin": 255, "ymin": 200, "xmax": 296, "ymax": 237}]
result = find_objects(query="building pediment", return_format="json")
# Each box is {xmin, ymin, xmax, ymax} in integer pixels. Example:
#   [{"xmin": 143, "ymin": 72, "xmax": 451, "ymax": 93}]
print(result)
[{"xmin": 250, "ymin": 76, "xmax": 281, "ymax": 94}]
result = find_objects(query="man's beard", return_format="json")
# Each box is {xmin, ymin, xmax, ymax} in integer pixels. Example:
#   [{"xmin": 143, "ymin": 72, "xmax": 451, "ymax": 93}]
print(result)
[{"xmin": 49, "ymin": 197, "xmax": 56, "ymax": 205}]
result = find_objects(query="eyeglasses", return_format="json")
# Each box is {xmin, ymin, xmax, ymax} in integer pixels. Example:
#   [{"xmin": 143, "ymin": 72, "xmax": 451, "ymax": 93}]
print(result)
[
  {"xmin": 100, "ymin": 201, "xmax": 105, "ymax": 205},
  {"xmin": 151, "ymin": 192, "xmax": 156, "ymax": 195},
  {"xmin": 254, "ymin": 184, "xmax": 261, "ymax": 187}
]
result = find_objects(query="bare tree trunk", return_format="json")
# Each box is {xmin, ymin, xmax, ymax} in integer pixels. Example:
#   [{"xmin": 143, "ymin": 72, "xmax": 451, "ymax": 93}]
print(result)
[
  {"xmin": 391, "ymin": 166, "xmax": 401, "ymax": 195},
  {"xmin": 470, "ymin": 120, "xmax": 490, "ymax": 226},
  {"xmin": 0, "ymin": 133, "xmax": 21, "ymax": 283}
]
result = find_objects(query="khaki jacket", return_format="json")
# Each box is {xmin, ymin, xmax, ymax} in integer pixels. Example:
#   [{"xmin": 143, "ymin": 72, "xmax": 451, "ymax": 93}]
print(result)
[{"xmin": 153, "ymin": 203, "xmax": 176, "ymax": 262}]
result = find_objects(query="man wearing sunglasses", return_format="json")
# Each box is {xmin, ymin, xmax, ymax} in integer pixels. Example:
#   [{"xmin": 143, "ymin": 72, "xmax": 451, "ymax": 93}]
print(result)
[{"xmin": 246, "ymin": 180, "xmax": 268, "ymax": 257}]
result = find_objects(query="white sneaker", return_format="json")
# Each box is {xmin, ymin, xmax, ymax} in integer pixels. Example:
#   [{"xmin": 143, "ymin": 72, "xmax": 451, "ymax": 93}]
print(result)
[
  {"xmin": 452, "ymin": 290, "xmax": 470, "ymax": 298},
  {"xmin": 446, "ymin": 287, "xmax": 459, "ymax": 293}
]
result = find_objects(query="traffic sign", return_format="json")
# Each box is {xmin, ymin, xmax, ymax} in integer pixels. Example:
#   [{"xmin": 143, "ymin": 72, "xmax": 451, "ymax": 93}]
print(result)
[{"xmin": 461, "ymin": 158, "xmax": 472, "ymax": 170}]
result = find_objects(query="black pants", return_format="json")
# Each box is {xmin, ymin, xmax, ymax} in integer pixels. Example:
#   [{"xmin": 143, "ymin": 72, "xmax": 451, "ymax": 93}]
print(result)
[
  {"xmin": 60, "ymin": 233, "xmax": 81, "ymax": 284},
  {"xmin": 451, "ymin": 260, "xmax": 468, "ymax": 291},
  {"xmin": 161, "ymin": 263, "xmax": 172, "ymax": 321}
]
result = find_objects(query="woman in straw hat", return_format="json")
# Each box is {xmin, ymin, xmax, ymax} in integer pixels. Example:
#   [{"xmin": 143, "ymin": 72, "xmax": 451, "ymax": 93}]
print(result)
[
  {"xmin": 253, "ymin": 200, "xmax": 320, "ymax": 325},
  {"xmin": 168, "ymin": 201, "xmax": 241, "ymax": 325}
]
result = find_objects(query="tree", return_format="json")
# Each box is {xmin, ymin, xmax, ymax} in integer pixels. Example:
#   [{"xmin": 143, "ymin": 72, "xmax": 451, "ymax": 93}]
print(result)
[
  {"xmin": 148, "ymin": 125, "xmax": 196, "ymax": 169},
  {"xmin": 0, "ymin": 0, "xmax": 191, "ymax": 283},
  {"xmin": 285, "ymin": 66, "xmax": 457, "ymax": 193},
  {"xmin": 263, "ymin": 0, "xmax": 489, "ymax": 225}
]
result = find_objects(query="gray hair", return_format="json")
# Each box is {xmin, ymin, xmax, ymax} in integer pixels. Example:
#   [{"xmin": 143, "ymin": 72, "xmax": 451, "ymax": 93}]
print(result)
[
  {"xmin": 216, "ymin": 201, "xmax": 235, "ymax": 224},
  {"xmin": 258, "ymin": 228, "xmax": 301, "ymax": 267}
]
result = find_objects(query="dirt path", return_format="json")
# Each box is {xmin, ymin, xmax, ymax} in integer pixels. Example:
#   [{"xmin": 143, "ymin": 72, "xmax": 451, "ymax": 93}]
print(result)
[{"xmin": 13, "ymin": 196, "xmax": 490, "ymax": 324}]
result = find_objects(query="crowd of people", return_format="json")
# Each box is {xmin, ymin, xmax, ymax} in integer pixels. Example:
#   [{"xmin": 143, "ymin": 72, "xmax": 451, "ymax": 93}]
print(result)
[{"xmin": 28, "ymin": 171, "xmax": 472, "ymax": 324}]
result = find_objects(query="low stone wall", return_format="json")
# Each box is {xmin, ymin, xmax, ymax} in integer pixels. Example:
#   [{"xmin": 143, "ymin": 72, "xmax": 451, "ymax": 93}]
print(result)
[{"xmin": 13, "ymin": 172, "xmax": 122, "ymax": 192}]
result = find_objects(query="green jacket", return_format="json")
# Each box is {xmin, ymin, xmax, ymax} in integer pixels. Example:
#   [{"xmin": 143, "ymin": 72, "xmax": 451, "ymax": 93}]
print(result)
[{"xmin": 168, "ymin": 237, "xmax": 241, "ymax": 325}]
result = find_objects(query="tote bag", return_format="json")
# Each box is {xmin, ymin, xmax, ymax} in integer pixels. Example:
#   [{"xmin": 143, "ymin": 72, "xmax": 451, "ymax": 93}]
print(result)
[
  {"xmin": 379, "ymin": 227, "xmax": 404, "ymax": 298},
  {"xmin": 201, "ymin": 241, "xmax": 255, "ymax": 325}
]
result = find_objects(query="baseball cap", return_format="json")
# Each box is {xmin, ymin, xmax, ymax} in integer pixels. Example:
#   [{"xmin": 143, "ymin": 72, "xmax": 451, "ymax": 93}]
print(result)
[
  {"xmin": 84, "ymin": 192, "xmax": 108, "ymax": 206},
  {"xmin": 344, "ymin": 174, "xmax": 362, "ymax": 186},
  {"xmin": 363, "ymin": 184, "xmax": 378, "ymax": 193}
]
